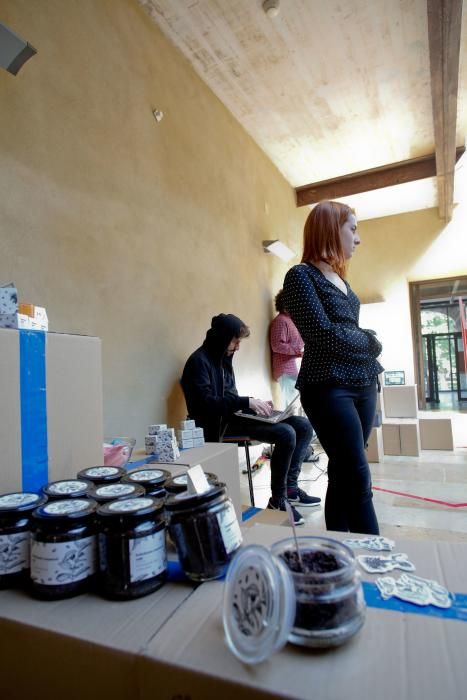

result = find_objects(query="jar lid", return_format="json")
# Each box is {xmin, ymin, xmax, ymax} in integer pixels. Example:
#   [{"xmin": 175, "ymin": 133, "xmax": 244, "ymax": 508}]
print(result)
[
  {"xmin": 98, "ymin": 496, "xmax": 164, "ymax": 518},
  {"xmin": 223, "ymin": 544, "xmax": 295, "ymax": 664},
  {"xmin": 77, "ymin": 466, "xmax": 125, "ymax": 483},
  {"xmin": 34, "ymin": 498, "xmax": 96, "ymax": 519},
  {"xmin": 89, "ymin": 482, "xmax": 145, "ymax": 502},
  {"xmin": 164, "ymin": 472, "xmax": 219, "ymax": 495},
  {"xmin": 165, "ymin": 483, "xmax": 226, "ymax": 510},
  {"xmin": 42, "ymin": 479, "xmax": 92, "ymax": 498},
  {"xmin": 0, "ymin": 492, "xmax": 46, "ymax": 513},
  {"xmin": 122, "ymin": 468, "xmax": 171, "ymax": 486}
]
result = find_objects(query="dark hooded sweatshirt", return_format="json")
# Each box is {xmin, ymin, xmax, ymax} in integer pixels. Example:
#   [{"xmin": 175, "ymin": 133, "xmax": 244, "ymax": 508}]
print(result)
[{"xmin": 181, "ymin": 314, "xmax": 250, "ymax": 442}]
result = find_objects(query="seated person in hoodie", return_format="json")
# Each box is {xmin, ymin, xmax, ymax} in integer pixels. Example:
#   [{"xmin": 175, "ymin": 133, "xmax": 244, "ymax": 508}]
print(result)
[{"xmin": 181, "ymin": 313, "xmax": 321, "ymax": 525}]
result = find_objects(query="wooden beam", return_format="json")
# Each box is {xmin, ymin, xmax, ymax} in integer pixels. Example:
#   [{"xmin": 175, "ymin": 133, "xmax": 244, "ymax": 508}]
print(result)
[
  {"xmin": 295, "ymin": 147, "xmax": 465, "ymax": 207},
  {"xmin": 427, "ymin": 0, "xmax": 463, "ymax": 221}
]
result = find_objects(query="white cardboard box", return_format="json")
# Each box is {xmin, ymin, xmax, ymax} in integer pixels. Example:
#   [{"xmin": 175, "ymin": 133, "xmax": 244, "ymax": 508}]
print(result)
[
  {"xmin": 382, "ymin": 384, "xmax": 418, "ymax": 418},
  {"xmin": 0, "ymin": 328, "xmax": 103, "ymax": 492}
]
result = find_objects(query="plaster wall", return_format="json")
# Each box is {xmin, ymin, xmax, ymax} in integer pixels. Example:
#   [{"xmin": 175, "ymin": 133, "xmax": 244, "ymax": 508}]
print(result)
[{"xmin": 0, "ymin": 0, "xmax": 306, "ymax": 442}]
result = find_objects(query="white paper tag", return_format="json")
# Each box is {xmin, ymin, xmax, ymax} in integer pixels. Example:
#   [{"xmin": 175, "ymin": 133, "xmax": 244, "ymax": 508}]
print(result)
[
  {"xmin": 358, "ymin": 552, "xmax": 415, "ymax": 574},
  {"xmin": 376, "ymin": 573, "xmax": 452, "ymax": 608},
  {"xmin": 186, "ymin": 464, "xmax": 211, "ymax": 495},
  {"xmin": 344, "ymin": 536, "xmax": 395, "ymax": 551},
  {"xmin": 217, "ymin": 502, "xmax": 243, "ymax": 554},
  {"xmin": 129, "ymin": 530, "xmax": 167, "ymax": 582}
]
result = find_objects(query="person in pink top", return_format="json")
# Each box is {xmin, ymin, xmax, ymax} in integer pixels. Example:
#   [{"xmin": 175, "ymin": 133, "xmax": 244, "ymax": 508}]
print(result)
[{"xmin": 270, "ymin": 289, "xmax": 305, "ymax": 408}]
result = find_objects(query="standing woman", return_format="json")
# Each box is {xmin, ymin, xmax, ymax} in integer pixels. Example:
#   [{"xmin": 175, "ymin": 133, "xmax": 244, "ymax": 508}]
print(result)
[{"xmin": 283, "ymin": 201, "xmax": 383, "ymax": 535}]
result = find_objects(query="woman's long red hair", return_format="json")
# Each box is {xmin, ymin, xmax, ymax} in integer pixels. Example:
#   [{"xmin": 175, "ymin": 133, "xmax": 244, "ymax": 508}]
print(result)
[{"xmin": 301, "ymin": 201, "xmax": 355, "ymax": 278}]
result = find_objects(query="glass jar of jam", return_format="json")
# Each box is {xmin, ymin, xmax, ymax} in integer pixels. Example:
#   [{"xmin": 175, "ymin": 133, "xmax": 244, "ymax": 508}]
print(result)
[
  {"xmin": 42, "ymin": 479, "xmax": 92, "ymax": 500},
  {"xmin": 164, "ymin": 471, "xmax": 218, "ymax": 495},
  {"xmin": 166, "ymin": 484, "xmax": 242, "ymax": 582},
  {"xmin": 77, "ymin": 466, "xmax": 126, "ymax": 485},
  {"xmin": 30, "ymin": 498, "xmax": 97, "ymax": 600},
  {"xmin": 89, "ymin": 482, "xmax": 145, "ymax": 504},
  {"xmin": 97, "ymin": 496, "xmax": 167, "ymax": 600},
  {"xmin": 0, "ymin": 492, "xmax": 46, "ymax": 589},
  {"xmin": 271, "ymin": 536, "xmax": 366, "ymax": 648},
  {"xmin": 121, "ymin": 468, "xmax": 171, "ymax": 497}
]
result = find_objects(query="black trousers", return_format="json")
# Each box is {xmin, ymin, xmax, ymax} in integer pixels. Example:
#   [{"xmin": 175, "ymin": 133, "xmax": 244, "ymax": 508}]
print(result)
[{"xmin": 300, "ymin": 381, "xmax": 379, "ymax": 535}]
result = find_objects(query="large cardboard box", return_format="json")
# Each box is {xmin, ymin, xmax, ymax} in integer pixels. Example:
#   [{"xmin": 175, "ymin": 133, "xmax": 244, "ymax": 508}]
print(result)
[
  {"xmin": 419, "ymin": 418, "xmax": 454, "ymax": 450},
  {"xmin": 1, "ymin": 523, "xmax": 466, "ymax": 700},
  {"xmin": 382, "ymin": 420, "xmax": 420, "ymax": 456},
  {"xmin": 366, "ymin": 426, "xmax": 383, "ymax": 462},
  {"xmin": 382, "ymin": 384, "xmax": 418, "ymax": 418},
  {"xmin": 0, "ymin": 329, "xmax": 103, "ymax": 492}
]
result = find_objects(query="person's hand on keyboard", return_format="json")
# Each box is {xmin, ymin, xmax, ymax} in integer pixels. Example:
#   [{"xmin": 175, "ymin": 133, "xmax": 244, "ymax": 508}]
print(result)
[{"xmin": 249, "ymin": 398, "xmax": 274, "ymax": 417}]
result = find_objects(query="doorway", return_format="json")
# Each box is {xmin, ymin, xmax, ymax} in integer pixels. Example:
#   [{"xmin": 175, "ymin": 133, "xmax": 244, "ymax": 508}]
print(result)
[{"xmin": 410, "ymin": 277, "xmax": 467, "ymax": 411}]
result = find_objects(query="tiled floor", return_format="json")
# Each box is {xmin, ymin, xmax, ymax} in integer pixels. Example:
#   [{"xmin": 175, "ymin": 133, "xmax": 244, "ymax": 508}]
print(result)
[{"xmin": 239, "ymin": 411, "xmax": 467, "ymax": 543}]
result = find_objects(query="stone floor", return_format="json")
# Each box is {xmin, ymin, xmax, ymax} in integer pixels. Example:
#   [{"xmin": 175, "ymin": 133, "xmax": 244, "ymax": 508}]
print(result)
[{"xmin": 239, "ymin": 410, "xmax": 467, "ymax": 543}]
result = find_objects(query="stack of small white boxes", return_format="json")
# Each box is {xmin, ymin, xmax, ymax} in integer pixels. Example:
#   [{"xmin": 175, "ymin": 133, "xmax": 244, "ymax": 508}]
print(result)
[
  {"xmin": 176, "ymin": 420, "xmax": 205, "ymax": 450},
  {"xmin": 145, "ymin": 425, "xmax": 180, "ymax": 462},
  {"xmin": 145, "ymin": 420, "xmax": 205, "ymax": 461}
]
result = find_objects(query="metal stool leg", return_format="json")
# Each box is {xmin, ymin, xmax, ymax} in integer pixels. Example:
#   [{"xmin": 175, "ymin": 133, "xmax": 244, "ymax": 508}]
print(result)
[{"xmin": 244, "ymin": 442, "xmax": 255, "ymax": 507}]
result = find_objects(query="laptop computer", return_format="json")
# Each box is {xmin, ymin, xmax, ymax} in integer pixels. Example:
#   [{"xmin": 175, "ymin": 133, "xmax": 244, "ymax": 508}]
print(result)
[{"xmin": 234, "ymin": 394, "xmax": 300, "ymax": 424}]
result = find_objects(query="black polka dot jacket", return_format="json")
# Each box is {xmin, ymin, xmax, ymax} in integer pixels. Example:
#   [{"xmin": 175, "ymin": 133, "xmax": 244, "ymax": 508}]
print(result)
[{"xmin": 283, "ymin": 263, "xmax": 384, "ymax": 389}]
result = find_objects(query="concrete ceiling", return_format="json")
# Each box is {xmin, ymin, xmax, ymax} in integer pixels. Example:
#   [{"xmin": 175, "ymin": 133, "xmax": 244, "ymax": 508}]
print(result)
[{"xmin": 139, "ymin": 0, "xmax": 467, "ymax": 220}]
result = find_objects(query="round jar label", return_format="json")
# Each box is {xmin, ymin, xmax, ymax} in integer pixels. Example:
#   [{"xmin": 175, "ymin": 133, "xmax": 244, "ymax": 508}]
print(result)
[
  {"xmin": 48, "ymin": 481, "xmax": 87, "ymax": 495},
  {"xmin": 129, "ymin": 529, "xmax": 166, "ymax": 582},
  {"xmin": 96, "ymin": 484, "xmax": 135, "ymax": 497},
  {"xmin": 85, "ymin": 467, "xmax": 119, "ymax": 477},
  {"xmin": 129, "ymin": 470, "xmax": 164, "ymax": 481},
  {"xmin": 0, "ymin": 493, "xmax": 41, "ymax": 509},
  {"xmin": 108, "ymin": 497, "xmax": 153, "ymax": 513},
  {"xmin": 173, "ymin": 475, "xmax": 187, "ymax": 485},
  {"xmin": 31, "ymin": 535, "xmax": 96, "ymax": 584},
  {"xmin": 43, "ymin": 499, "xmax": 90, "ymax": 515}
]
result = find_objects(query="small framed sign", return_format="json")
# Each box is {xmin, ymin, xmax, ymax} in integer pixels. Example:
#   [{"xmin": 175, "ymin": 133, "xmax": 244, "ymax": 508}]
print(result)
[{"xmin": 384, "ymin": 370, "xmax": 405, "ymax": 386}]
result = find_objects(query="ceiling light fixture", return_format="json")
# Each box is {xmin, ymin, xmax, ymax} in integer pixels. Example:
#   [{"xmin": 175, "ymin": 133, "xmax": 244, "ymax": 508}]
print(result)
[
  {"xmin": 262, "ymin": 0, "xmax": 280, "ymax": 19},
  {"xmin": 262, "ymin": 240, "xmax": 296, "ymax": 262}
]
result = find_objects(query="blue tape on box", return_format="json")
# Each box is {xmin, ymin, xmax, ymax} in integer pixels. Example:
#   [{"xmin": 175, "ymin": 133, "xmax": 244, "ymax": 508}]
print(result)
[{"xmin": 19, "ymin": 330, "xmax": 48, "ymax": 492}]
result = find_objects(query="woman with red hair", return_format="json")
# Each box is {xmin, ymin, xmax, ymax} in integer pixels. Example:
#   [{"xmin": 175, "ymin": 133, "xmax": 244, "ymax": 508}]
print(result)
[{"xmin": 283, "ymin": 201, "xmax": 383, "ymax": 534}]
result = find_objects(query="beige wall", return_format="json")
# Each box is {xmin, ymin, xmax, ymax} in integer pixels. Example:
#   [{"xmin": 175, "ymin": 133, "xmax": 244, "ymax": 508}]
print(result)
[
  {"xmin": 349, "ymin": 201, "xmax": 467, "ymax": 384},
  {"xmin": 0, "ymin": 0, "xmax": 307, "ymax": 442}
]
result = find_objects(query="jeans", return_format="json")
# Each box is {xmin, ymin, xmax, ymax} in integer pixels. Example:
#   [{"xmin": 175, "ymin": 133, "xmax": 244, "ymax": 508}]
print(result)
[
  {"xmin": 278, "ymin": 374, "xmax": 299, "ymax": 410},
  {"xmin": 224, "ymin": 415, "xmax": 313, "ymax": 500},
  {"xmin": 300, "ymin": 382, "xmax": 379, "ymax": 535}
]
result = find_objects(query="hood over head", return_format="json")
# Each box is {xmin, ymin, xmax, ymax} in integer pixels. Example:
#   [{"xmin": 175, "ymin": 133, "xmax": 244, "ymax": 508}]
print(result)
[{"xmin": 203, "ymin": 313, "xmax": 248, "ymax": 359}]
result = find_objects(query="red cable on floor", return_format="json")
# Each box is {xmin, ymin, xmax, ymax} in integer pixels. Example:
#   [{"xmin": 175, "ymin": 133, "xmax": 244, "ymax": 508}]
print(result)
[{"xmin": 373, "ymin": 486, "xmax": 467, "ymax": 508}]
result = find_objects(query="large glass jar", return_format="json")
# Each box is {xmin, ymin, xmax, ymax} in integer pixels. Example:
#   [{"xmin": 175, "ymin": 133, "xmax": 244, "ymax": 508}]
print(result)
[
  {"xmin": 166, "ymin": 484, "xmax": 242, "ymax": 582},
  {"xmin": 97, "ymin": 496, "xmax": 167, "ymax": 600},
  {"xmin": 271, "ymin": 536, "xmax": 365, "ymax": 648},
  {"xmin": 0, "ymin": 492, "xmax": 46, "ymax": 589},
  {"xmin": 30, "ymin": 498, "xmax": 97, "ymax": 600},
  {"xmin": 42, "ymin": 479, "xmax": 92, "ymax": 500},
  {"xmin": 77, "ymin": 466, "xmax": 126, "ymax": 486},
  {"xmin": 88, "ymin": 482, "xmax": 145, "ymax": 504},
  {"xmin": 164, "ymin": 471, "xmax": 218, "ymax": 495},
  {"xmin": 121, "ymin": 467, "xmax": 171, "ymax": 498}
]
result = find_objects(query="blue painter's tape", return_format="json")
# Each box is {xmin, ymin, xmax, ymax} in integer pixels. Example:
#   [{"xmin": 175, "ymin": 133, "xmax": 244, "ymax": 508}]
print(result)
[
  {"xmin": 126, "ymin": 454, "xmax": 159, "ymax": 469},
  {"xmin": 363, "ymin": 581, "xmax": 467, "ymax": 622},
  {"xmin": 242, "ymin": 506, "xmax": 262, "ymax": 522},
  {"xmin": 19, "ymin": 330, "xmax": 48, "ymax": 492}
]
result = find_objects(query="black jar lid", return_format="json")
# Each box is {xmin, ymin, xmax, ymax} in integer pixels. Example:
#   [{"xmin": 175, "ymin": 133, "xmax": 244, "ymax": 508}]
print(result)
[
  {"xmin": 42, "ymin": 479, "xmax": 92, "ymax": 499},
  {"xmin": 97, "ymin": 496, "xmax": 165, "ymax": 519},
  {"xmin": 76, "ymin": 466, "xmax": 125, "ymax": 484},
  {"xmin": 32, "ymin": 498, "xmax": 97, "ymax": 521},
  {"xmin": 0, "ymin": 492, "xmax": 46, "ymax": 514},
  {"xmin": 122, "ymin": 467, "xmax": 171, "ymax": 488},
  {"xmin": 164, "ymin": 471, "xmax": 219, "ymax": 495},
  {"xmin": 89, "ymin": 482, "xmax": 145, "ymax": 503},
  {"xmin": 165, "ymin": 483, "xmax": 226, "ymax": 511}
]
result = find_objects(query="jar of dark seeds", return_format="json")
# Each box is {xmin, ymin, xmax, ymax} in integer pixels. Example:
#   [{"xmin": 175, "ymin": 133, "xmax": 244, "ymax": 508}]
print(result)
[
  {"xmin": 165, "ymin": 483, "xmax": 242, "ymax": 582},
  {"xmin": 0, "ymin": 492, "xmax": 46, "ymax": 589},
  {"xmin": 77, "ymin": 466, "xmax": 126, "ymax": 486},
  {"xmin": 30, "ymin": 498, "xmax": 97, "ymax": 600},
  {"xmin": 97, "ymin": 496, "xmax": 167, "ymax": 599},
  {"xmin": 271, "ymin": 536, "xmax": 365, "ymax": 648},
  {"xmin": 42, "ymin": 479, "xmax": 92, "ymax": 500},
  {"xmin": 121, "ymin": 467, "xmax": 171, "ymax": 498},
  {"xmin": 89, "ymin": 482, "xmax": 145, "ymax": 504},
  {"xmin": 164, "ymin": 471, "xmax": 218, "ymax": 495}
]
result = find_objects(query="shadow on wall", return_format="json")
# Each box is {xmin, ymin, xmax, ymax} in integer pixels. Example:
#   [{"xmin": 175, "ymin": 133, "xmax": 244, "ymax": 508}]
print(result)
[{"xmin": 167, "ymin": 380, "xmax": 187, "ymax": 428}]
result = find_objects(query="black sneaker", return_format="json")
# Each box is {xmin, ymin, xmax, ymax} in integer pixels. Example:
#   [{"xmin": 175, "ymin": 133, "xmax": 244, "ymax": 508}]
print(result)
[
  {"xmin": 287, "ymin": 487, "xmax": 321, "ymax": 507},
  {"xmin": 267, "ymin": 497, "xmax": 305, "ymax": 525}
]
